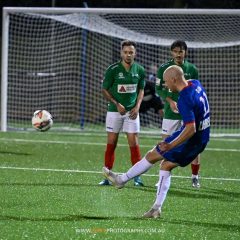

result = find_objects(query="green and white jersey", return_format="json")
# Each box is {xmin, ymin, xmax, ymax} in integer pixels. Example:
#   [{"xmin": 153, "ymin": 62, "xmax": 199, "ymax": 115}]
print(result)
[
  {"xmin": 102, "ymin": 61, "xmax": 145, "ymax": 112},
  {"xmin": 156, "ymin": 59, "xmax": 198, "ymax": 120}
]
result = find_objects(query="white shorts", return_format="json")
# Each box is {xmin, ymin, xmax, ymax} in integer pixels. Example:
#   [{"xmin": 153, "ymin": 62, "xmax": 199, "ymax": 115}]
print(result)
[
  {"xmin": 106, "ymin": 111, "xmax": 140, "ymax": 133},
  {"xmin": 161, "ymin": 119, "xmax": 182, "ymax": 135}
]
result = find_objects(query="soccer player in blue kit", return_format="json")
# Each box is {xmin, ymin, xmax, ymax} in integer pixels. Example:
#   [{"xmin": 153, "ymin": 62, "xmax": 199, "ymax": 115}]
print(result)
[{"xmin": 103, "ymin": 65, "xmax": 210, "ymax": 218}]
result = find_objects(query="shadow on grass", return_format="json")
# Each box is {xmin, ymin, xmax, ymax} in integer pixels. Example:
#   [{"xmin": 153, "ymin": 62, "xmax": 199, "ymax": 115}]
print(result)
[
  {"xmin": 0, "ymin": 214, "xmax": 239, "ymax": 232},
  {"xmin": 198, "ymin": 186, "xmax": 240, "ymax": 198},
  {"xmin": 0, "ymin": 214, "xmax": 110, "ymax": 221},
  {"xmin": 0, "ymin": 151, "xmax": 31, "ymax": 156},
  {"xmin": 126, "ymin": 185, "xmax": 240, "ymax": 201},
  {"xmin": 0, "ymin": 182, "xmax": 155, "ymax": 192},
  {"xmin": 0, "ymin": 182, "xmax": 99, "ymax": 188},
  {"xmin": 168, "ymin": 187, "xmax": 240, "ymax": 200},
  {"xmin": 164, "ymin": 218, "xmax": 240, "ymax": 232},
  {"xmin": 1, "ymin": 181, "xmax": 239, "ymax": 201}
]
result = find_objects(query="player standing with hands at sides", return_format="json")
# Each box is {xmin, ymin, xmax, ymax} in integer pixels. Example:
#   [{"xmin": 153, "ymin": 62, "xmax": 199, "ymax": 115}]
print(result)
[
  {"xmin": 103, "ymin": 65, "xmax": 210, "ymax": 218},
  {"xmin": 156, "ymin": 40, "xmax": 201, "ymax": 188},
  {"xmin": 99, "ymin": 40, "xmax": 145, "ymax": 187}
]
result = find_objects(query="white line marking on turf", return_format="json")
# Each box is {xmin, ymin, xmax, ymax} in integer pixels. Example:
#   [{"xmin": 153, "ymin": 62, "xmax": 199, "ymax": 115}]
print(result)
[
  {"xmin": 0, "ymin": 138, "xmax": 239, "ymax": 152},
  {"xmin": 10, "ymin": 131, "xmax": 240, "ymax": 140},
  {"xmin": 0, "ymin": 166, "xmax": 239, "ymax": 182}
]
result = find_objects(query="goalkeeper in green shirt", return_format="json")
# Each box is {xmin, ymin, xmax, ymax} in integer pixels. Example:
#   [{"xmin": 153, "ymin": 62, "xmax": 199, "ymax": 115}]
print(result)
[{"xmin": 156, "ymin": 40, "xmax": 201, "ymax": 188}]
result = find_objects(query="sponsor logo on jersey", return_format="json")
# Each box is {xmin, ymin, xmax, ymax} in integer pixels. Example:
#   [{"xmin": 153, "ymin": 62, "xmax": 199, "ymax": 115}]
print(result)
[
  {"xmin": 118, "ymin": 84, "xmax": 137, "ymax": 93},
  {"xmin": 184, "ymin": 73, "xmax": 191, "ymax": 79},
  {"xmin": 196, "ymin": 86, "xmax": 202, "ymax": 94},
  {"xmin": 132, "ymin": 73, "xmax": 139, "ymax": 78},
  {"xmin": 118, "ymin": 72, "xmax": 125, "ymax": 79},
  {"xmin": 162, "ymin": 128, "xmax": 168, "ymax": 133}
]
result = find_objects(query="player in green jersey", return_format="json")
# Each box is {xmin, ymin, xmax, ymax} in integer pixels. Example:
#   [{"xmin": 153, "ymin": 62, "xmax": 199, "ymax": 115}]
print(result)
[
  {"xmin": 99, "ymin": 40, "xmax": 145, "ymax": 187},
  {"xmin": 156, "ymin": 40, "xmax": 201, "ymax": 188}
]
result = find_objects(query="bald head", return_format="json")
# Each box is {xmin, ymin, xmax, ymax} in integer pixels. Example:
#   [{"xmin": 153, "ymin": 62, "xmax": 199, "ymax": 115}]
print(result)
[
  {"xmin": 164, "ymin": 65, "xmax": 184, "ymax": 80},
  {"xmin": 163, "ymin": 65, "xmax": 187, "ymax": 92}
]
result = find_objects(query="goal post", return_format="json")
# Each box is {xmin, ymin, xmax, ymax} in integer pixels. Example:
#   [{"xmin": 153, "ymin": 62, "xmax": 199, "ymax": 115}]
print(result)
[
  {"xmin": 1, "ymin": 7, "xmax": 240, "ymax": 136},
  {"xmin": 1, "ymin": 9, "xmax": 9, "ymax": 132}
]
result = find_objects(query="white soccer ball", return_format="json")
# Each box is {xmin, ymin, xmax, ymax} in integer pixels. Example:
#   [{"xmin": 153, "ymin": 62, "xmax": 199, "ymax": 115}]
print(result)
[{"xmin": 32, "ymin": 110, "xmax": 53, "ymax": 132}]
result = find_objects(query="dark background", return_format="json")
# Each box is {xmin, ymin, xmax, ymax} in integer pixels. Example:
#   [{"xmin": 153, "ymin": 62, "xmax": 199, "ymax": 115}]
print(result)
[
  {"xmin": 1, "ymin": 0, "xmax": 240, "ymax": 43},
  {"xmin": 1, "ymin": 0, "xmax": 240, "ymax": 9},
  {"xmin": 1, "ymin": 0, "xmax": 240, "ymax": 53}
]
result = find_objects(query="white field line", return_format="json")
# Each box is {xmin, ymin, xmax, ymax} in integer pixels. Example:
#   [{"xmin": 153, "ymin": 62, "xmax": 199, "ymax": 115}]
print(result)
[
  {"xmin": 0, "ymin": 138, "xmax": 239, "ymax": 152},
  {"xmin": 0, "ymin": 166, "xmax": 239, "ymax": 182},
  {"xmin": 10, "ymin": 130, "xmax": 240, "ymax": 140}
]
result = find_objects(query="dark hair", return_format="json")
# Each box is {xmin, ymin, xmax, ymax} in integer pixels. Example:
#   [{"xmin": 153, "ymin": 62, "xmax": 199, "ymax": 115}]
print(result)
[
  {"xmin": 121, "ymin": 40, "xmax": 137, "ymax": 49},
  {"xmin": 170, "ymin": 40, "xmax": 187, "ymax": 51}
]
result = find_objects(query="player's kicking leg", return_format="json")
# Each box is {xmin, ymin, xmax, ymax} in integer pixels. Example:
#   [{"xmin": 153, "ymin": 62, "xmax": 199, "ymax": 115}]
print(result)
[
  {"xmin": 103, "ymin": 146, "xmax": 160, "ymax": 189},
  {"xmin": 103, "ymin": 146, "xmax": 169, "ymax": 218}
]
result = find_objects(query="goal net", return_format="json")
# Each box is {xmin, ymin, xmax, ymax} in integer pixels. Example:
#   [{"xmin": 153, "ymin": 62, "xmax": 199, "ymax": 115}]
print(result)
[{"xmin": 2, "ymin": 8, "xmax": 240, "ymax": 136}]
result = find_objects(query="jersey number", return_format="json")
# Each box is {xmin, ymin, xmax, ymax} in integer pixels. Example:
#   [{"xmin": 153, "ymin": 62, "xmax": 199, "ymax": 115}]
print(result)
[{"xmin": 200, "ymin": 92, "xmax": 209, "ymax": 117}]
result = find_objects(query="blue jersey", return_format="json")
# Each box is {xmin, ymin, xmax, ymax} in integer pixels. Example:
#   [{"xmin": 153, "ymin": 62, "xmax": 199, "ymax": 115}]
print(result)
[
  {"xmin": 157, "ymin": 80, "xmax": 210, "ymax": 167},
  {"xmin": 178, "ymin": 80, "xmax": 210, "ymax": 144}
]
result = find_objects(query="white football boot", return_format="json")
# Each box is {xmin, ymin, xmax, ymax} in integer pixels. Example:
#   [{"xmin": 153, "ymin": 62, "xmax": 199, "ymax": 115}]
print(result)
[
  {"xmin": 143, "ymin": 207, "xmax": 161, "ymax": 219},
  {"xmin": 102, "ymin": 167, "xmax": 125, "ymax": 189}
]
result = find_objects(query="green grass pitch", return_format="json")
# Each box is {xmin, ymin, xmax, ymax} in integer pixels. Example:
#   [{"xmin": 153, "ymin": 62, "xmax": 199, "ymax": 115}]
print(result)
[{"xmin": 0, "ymin": 131, "xmax": 239, "ymax": 240}]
